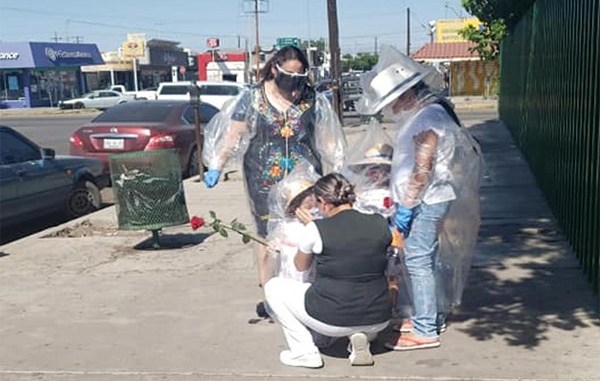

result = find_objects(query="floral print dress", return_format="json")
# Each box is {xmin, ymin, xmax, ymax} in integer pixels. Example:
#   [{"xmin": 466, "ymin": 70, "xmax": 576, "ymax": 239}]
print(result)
[{"xmin": 233, "ymin": 86, "xmax": 323, "ymax": 237}]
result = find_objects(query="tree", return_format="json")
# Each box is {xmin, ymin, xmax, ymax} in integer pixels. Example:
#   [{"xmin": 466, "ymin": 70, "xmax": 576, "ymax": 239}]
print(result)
[
  {"xmin": 459, "ymin": 0, "xmax": 536, "ymax": 60},
  {"xmin": 341, "ymin": 52, "xmax": 378, "ymax": 72},
  {"xmin": 300, "ymin": 38, "xmax": 326, "ymax": 51},
  {"xmin": 459, "ymin": 21, "xmax": 506, "ymax": 60}
]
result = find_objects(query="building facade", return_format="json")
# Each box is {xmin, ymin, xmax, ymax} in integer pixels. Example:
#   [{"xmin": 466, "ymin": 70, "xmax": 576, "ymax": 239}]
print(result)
[{"xmin": 0, "ymin": 42, "xmax": 104, "ymax": 108}]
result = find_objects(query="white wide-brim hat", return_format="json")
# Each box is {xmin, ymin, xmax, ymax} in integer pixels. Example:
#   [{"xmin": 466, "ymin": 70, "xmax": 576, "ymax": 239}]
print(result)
[
  {"xmin": 356, "ymin": 45, "xmax": 440, "ymax": 116},
  {"xmin": 348, "ymin": 143, "xmax": 394, "ymax": 168}
]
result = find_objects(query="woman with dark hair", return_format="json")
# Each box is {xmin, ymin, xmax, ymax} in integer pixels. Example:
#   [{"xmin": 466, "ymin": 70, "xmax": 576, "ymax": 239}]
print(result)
[
  {"xmin": 264, "ymin": 173, "xmax": 392, "ymax": 368},
  {"xmin": 203, "ymin": 46, "xmax": 346, "ymax": 287}
]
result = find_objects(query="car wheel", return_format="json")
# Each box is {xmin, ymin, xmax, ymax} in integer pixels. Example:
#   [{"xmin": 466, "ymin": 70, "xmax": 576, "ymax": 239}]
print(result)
[
  {"xmin": 186, "ymin": 147, "xmax": 203, "ymax": 178},
  {"xmin": 66, "ymin": 181, "xmax": 101, "ymax": 218},
  {"xmin": 74, "ymin": 102, "xmax": 85, "ymax": 109}
]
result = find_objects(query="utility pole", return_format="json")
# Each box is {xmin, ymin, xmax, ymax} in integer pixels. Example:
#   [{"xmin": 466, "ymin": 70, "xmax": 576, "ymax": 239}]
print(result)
[
  {"xmin": 327, "ymin": 0, "xmax": 343, "ymax": 123},
  {"xmin": 254, "ymin": 0, "xmax": 260, "ymax": 80},
  {"xmin": 406, "ymin": 7, "xmax": 411, "ymax": 55},
  {"xmin": 73, "ymin": 36, "xmax": 84, "ymax": 43},
  {"xmin": 374, "ymin": 36, "xmax": 378, "ymax": 55},
  {"xmin": 51, "ymin": 32, "xmax": 61, "ymax": 43},
  {"xmin": 243, "ymin": 0, "xmax": 268, "ymax": 83}
]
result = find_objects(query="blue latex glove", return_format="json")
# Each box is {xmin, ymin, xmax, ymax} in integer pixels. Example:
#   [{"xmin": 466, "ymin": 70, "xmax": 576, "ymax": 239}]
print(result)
[
  {"xmin": 394, "ymin": 204, "xmax": 415, "ymax": 236},
  {"xmin": 203, "ymin": 169, "xmax": 221, "ymax": 188}
]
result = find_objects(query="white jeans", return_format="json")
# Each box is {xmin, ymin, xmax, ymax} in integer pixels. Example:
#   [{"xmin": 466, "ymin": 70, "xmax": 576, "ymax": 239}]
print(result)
[{"xmin": 264, "ymin": 277, "xmax": 390, "ymax": 355}]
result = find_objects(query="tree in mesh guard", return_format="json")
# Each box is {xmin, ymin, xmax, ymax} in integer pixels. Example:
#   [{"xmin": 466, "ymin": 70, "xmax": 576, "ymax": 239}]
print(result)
[{"xmin": 109, "ymin": 149, "xmax": 189, "ymax": 231}]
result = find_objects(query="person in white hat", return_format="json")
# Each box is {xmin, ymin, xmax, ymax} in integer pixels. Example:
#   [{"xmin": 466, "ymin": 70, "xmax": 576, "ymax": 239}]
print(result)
[
  {"xmin": 267, "ymin": 161, "xmax": 320, "ymax": 283},
  {"xmin": 343, "ymin": 118, "xmax": 395, "ymax": 219},
  {"xmin": 357, "ymin": 45, "xmax": 483, "ymax": 351}
]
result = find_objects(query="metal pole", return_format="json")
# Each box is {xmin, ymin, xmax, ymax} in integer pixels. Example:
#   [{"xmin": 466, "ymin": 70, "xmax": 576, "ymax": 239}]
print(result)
[
  {"xmin": 255, "ymin": 0, "xmax": 260, "ymax": 81},
  {"xmin": 327, "ymin": 0, "xmax": 343, "ymax": 124},
  {"xmin": 406, "ymin": 7, "xmax": 411, "ymax": 55},
  {"xmin": 191, "ymin": 80, "xmax": 204, "ymax": 181},
  {"xmin": 133, "ymin": 58, "xmax": 139, "ymax": 92}
]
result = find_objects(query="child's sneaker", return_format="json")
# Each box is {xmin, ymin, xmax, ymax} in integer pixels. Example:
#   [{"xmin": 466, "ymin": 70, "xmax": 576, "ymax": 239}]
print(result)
[{"xmin": 348, "ymin": 332, "xmax": 374, "ymax": 366}]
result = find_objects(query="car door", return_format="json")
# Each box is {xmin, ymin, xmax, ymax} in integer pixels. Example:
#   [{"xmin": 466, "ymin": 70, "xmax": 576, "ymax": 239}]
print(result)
[
  {"xmin": 97, "ymin": 91, "xmax": 118, "ymax": 108},
  {"xmin": 0, "ymin": 129, "xmax": 69, "ymax": 219}
]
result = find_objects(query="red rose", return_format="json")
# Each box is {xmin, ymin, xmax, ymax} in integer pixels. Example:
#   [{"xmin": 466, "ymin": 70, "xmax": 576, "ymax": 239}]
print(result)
[
  {"xmin": 190, "ymin": 216, "xmax": 206, "ymax": 230},
  {"xmin": 383, "ymin": 196, "xmax": 393, "ymax": 209}
]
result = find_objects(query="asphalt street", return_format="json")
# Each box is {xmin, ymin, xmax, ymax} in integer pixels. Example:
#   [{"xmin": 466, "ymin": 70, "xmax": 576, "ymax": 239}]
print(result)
[{"xmin": 0, "ymin": 108, "xmax": 498, "ymax": 245}]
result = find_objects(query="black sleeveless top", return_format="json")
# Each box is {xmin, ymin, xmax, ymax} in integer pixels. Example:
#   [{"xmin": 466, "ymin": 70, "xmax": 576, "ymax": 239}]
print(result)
[{"xmin": 305, "ymin": 209, "xmax": 392, "ymax": 326}]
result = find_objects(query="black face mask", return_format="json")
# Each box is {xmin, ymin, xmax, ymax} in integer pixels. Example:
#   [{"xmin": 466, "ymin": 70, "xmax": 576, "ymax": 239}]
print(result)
[{"xmin": 275, "ymin": 72, "xmax": 306, "ymax": 94}]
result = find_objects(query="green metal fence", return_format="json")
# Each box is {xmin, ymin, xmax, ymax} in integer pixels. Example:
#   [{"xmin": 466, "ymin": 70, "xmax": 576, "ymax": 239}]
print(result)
[{"xmin": 499, "ymin": 0, "xmax": 599, "ymax": 294}]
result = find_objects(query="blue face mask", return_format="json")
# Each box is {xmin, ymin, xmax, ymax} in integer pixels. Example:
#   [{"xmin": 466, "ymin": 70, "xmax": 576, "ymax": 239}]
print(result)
[{"xmin": 309, "ymin": 207, "xmax": 323, "ymax": 220}]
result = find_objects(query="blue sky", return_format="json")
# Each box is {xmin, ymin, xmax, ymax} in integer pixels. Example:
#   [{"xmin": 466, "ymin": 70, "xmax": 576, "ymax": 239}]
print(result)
[{"xmin": 0, "ymin": 0, "xmax": 470, "ymax": 55}]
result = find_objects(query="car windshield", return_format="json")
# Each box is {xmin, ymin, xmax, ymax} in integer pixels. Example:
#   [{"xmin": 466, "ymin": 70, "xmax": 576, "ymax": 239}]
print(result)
[
  {"xmin": 92, "ymin": 103, "xmax": 177, "ymax": 123},
  {"xmin": 159, "ymin": 85, "xmax": 191, "ymax": 95}
]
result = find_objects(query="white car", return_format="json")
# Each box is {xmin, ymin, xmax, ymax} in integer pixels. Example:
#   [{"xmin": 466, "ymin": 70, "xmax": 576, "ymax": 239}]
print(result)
[
  {"xmin": 59, "ymin": 90, "xmax": 130, "ymax": 110},
  {"xmin": 156, "ymin": 81, "xmax": 245, "ymax": 109}
]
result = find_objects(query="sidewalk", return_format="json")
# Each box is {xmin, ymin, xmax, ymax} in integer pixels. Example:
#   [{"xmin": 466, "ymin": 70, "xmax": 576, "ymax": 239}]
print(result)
[{"xmin": 0, "ymin": 117, "xmax": 598, "ymax": 381}]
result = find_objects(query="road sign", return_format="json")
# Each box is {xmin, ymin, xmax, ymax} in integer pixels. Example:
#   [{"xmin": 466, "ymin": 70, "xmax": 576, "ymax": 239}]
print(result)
[{"xmin": 276, "ymin": 37, "xmax": 300, "ymax": 48}]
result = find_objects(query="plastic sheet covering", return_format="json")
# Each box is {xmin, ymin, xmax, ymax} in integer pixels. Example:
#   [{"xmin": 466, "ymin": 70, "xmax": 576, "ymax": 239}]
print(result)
[
  {"xmin": 202, "ymin": 87, "xmax": 346, "ymax": 174},
  {"xmin": 436, "ymin": 128, "xmax": 483, "ymax": 311},
  {"xmin": 342, "ymin": 118, "xmax": 395, "ymax": 218},
  {"xmin": 109, "ymin": 149, "xmax": 189, "ymax": 231},
  {"xmin": 266, "ymin": 161, "xmax": 319, "ymax": 283}
]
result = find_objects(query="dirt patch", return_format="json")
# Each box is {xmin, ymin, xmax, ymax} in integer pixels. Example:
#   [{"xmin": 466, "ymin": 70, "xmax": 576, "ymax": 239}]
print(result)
[{"xmin": 42, "ymin": 220, "xmax": 142, "ymax": 238}]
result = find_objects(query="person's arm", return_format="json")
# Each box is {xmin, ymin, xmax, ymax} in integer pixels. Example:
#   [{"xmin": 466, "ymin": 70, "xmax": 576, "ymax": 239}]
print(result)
[
  {"xmin": 294, "ymin": 221, "xmax": 322, "ymax": 271},
  {"xmin": 401, "ymin": 129, "xmax": 438, "ymax": 208},
  {"xmin": 203, "ymin": 89, "xmax": 252, "ymax": 170}
]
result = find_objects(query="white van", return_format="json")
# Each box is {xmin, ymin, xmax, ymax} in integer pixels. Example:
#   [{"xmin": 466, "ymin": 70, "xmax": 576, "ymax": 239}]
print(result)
[{"xmin": 156, "ymin": 81, "xmax": 245, "ymax": 109}]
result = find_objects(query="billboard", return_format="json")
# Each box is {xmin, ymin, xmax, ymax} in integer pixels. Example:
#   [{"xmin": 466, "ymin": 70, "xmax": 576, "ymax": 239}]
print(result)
[
  {"xmin": 435, "ymin": 18, "xmax": 482, "ymax": 43},
  {"xmin": 122, "ymin": 34, "xmax": 146, "ymax": 58}
]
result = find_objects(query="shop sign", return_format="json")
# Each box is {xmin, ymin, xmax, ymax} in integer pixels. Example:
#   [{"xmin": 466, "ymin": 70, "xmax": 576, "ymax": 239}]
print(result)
[
  {"xmin": 435, "ymin": 18, "xmax": 482, "ymax": 43},
  {"xmin": 207, "ymin": 38, "xmax": 220, "ymax": 48},
  {"xmin": 44, "ymin": 47, "xmax": 92, "ymax": 62},
  {"xmin": 149, "ymin": 48, "xmax": 188, "ymax": 67},
  {"xmin": 0, "ymin": 52, "xmax": 20, "ymax": 60}
]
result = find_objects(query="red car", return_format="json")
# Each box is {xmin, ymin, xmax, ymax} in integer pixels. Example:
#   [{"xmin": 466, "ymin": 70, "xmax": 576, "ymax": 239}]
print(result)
[{"xmin": 69, "ymin": 100, "xmax": 219, "ymax": 178}]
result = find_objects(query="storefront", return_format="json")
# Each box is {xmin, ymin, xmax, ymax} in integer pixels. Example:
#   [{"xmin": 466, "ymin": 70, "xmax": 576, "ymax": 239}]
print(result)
[{"xmin": 0, "ymin": 42, "xmax": 104, "ymax": 108}]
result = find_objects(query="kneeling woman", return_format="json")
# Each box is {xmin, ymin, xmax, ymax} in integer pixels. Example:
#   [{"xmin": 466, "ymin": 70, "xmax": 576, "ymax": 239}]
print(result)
[{"xmin": 265, "ymin": 173, "xmax": 392, "ymax": 368}]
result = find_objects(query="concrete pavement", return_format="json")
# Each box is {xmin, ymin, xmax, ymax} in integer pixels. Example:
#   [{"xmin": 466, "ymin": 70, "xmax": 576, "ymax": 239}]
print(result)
[{"xmin": 0, "ymin": 114, "xmax": 598, "ymax": 381}]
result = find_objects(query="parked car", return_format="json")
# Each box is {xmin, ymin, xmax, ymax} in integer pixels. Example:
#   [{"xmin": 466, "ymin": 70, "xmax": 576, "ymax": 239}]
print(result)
[
  {"xmin": 68, "ymin": 100, "xmax": 220, "ymax": 178},
  {"xmin": 59, "ymin": 90, "xmax": 130, "ymax": 110},
  {"xmin": 107, "ymin": 85, "xmax": 158, "ymax": 100},
  {"xmin": 156, "ymin": 81, "xmax": 245, "ymax": 109},
  {"xmin": 0, "ymin": 126, "xmax": 108, "ymax": 227}
]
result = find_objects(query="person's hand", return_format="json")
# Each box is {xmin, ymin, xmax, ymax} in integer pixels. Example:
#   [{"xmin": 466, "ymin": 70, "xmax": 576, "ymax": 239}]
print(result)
[
  {"xmin": 203, "ymin": 169, "xmax": 221, "ymax": 188},
  {"xmin": 295, "ymin": 207, "xmax": 313, "ymax": 225},
  {"xmin": 394, "ymin": 204, "xmax": 414, "ymax": 236}
]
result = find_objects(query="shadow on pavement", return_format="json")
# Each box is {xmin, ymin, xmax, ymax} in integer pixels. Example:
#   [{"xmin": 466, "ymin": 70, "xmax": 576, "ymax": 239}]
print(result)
[
  {"xmin": 450, "ymin": 120, "xmax": 600, "ymax": 350},
  {"xmin": 133, "ymin": 232, "xmax": 212, "ymax": 250}
]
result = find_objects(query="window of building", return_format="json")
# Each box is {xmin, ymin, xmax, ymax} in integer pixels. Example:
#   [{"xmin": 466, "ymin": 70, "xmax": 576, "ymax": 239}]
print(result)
[{"xmin": 0, "ymin": 70, "xmax": 25, "ymax": 101}]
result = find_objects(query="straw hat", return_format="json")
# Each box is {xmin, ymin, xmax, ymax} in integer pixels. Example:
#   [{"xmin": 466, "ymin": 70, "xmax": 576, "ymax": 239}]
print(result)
[
  {"xmin": 282, "ymin": 178, "xmax": 314, "ymax": 209},
  {"xmin": 356, "ymin": 45, "xmax": 439, "ymax": 116},
  {"xmin": 348, "ymin": 143, "xmax": 394, "ymax": 168}
]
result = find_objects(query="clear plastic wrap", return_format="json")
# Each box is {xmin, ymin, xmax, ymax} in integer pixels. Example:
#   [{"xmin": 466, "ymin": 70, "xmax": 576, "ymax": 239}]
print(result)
[
  {"xmin": 436, "ymin": 129, "xmax": 483, "ymax": 311},
  {"xmin": 342, "ymin": 118, "xmax": 396, "ymax": 218},
  {"xmin": 203, "ymin": 88, "xmax": 345, "ymax": 173},
  {"xmin": 266, "ymin": 161, "xmax": 319, "ymax": 282},
  {"xmin": 202, "ymin": 85, "xmax": 346, "ymax": 239}
]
